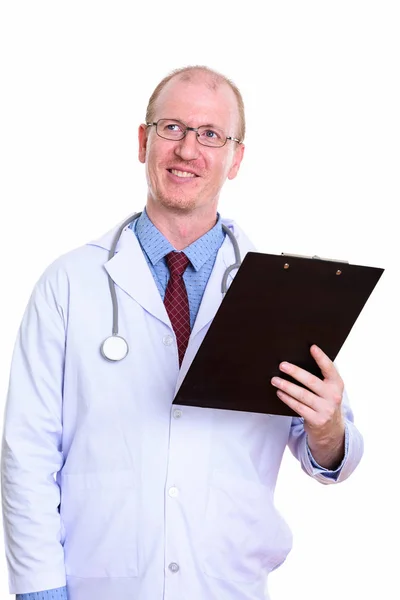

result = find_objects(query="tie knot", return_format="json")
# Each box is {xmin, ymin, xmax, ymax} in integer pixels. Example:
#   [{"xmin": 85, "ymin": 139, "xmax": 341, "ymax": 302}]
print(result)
[{"xmin": 166, "ymin": 251, "xmax": 190, "ymax": 277}]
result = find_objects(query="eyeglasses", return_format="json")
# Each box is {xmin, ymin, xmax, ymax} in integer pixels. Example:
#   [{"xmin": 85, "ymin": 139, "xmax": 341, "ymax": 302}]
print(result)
[{"xmin": 146, "ymin": 118, "xmax": 241, "ymax": 148}]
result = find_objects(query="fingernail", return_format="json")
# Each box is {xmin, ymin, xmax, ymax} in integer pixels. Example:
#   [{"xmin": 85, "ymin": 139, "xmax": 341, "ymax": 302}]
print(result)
[
  {"xmin": 271, "ymin": 377, "xmax": 281, "ymax": 386},
  {"xmin": 280, "ymin": 362, "xmax": 289, "ymax": 372}
]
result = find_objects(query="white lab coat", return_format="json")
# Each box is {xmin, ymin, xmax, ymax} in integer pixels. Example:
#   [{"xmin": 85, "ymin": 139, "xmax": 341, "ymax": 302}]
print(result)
[{"xmin": 1, "ymin": 217, "xmax": 364, "ymax": 600}]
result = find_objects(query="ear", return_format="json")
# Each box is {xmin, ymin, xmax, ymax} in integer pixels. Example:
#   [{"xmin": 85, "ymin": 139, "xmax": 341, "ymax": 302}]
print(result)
[
  {"xmin": 227, "ymin": 143, "xmax": 245, "ymax": 180},
  {"xmin": 138, "ymin": 124, "xmax": 148, "ymax": 164}
]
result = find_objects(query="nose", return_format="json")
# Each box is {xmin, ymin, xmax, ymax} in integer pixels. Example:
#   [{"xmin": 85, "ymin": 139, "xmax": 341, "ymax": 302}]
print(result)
[{"xmin": 174, "ymin": 130, "xmax": 200, "ymax": 161}]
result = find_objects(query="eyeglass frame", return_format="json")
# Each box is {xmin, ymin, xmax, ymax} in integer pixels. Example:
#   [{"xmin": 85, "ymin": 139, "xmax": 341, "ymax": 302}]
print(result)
[{"xmin": 146, "ymin": 118, "xmax": 242, "ymax": 147}]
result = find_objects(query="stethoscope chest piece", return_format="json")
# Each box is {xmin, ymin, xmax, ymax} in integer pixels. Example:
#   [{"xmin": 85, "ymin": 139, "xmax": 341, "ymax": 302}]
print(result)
[{"xmin": 101, "ymin": 335, "xmax": 129, "ymax": 362}]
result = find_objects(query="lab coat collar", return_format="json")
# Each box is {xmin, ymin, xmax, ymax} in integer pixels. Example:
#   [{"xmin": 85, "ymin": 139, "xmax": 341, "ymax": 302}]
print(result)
[{"xmin": 88, "ymin": 220, "xmax": 171, "ymax": 327}]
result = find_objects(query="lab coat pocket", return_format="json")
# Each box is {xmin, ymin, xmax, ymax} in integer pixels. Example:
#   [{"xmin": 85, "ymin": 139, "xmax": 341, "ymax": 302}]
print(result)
[
  {"xmin": 60, "ymin": 470, "xmax": 138, "ymax": 578},
  {"xmin": 202, "ymin": 471, "xmax": 292, "ymax": 584}
]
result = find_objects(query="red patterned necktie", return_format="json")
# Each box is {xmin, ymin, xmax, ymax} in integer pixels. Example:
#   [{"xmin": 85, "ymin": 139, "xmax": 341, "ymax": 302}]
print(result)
[{"xmin": 164, "ymin": 251, "xmax": 191, "ymax": 366}]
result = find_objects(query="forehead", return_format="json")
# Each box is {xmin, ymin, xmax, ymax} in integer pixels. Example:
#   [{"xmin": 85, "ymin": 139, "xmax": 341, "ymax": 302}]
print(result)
[{"xmin": 153, "ymin": 74, "xmax": 239, "ymax": 131}]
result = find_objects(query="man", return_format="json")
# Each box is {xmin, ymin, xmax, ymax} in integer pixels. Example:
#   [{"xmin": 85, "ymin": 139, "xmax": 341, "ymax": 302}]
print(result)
[{"xmin": 1, "ymin": 66, "xmax": 363, "ymax": 600}]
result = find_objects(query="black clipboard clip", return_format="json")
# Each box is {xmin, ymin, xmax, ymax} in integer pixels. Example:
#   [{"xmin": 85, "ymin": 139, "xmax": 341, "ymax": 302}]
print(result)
[{"xmin": 282, "ymin": 252, "xmax": 349, "ymax": 264}]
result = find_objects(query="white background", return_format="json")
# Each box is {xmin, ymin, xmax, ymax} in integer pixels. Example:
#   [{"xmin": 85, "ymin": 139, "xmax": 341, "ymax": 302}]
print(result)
[{"xmin": 0, "ymin": 1, "xmax": 399, "ymax": 599}]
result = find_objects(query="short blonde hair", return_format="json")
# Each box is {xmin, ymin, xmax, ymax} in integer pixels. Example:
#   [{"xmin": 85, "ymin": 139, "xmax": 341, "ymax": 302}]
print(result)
[{"xmin": 145, "ymin": 65, "xmax": 246, "ymax": 142}]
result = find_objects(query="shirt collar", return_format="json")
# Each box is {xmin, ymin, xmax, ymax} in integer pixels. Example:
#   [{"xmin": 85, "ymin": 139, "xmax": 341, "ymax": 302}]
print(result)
[
  {"xmin": 133, "ymin": 208, "xmax": 225, "ymax": 271},
  {"xmin": 183, "ymin": 215, "xmax": 225, "ymax": 271},
  {"xmin": 134, "ymin": 209, "xmax": 174, "ymax": 265}
]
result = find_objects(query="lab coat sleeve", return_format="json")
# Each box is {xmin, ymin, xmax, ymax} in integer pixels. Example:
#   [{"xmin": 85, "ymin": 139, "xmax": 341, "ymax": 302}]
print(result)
[
  {"xmin": 1, "ymin": 273, "xmax": 67, "ymax": 594},
  {"xmin": 287, "ymin": 388, "xmax": 364, "ymax": 485}
]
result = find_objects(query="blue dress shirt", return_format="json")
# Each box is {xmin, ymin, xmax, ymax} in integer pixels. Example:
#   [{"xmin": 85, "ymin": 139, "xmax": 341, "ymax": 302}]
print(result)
[{"xmin": 17, "ymin": 209, "xmax": 346, "ymax": 599}]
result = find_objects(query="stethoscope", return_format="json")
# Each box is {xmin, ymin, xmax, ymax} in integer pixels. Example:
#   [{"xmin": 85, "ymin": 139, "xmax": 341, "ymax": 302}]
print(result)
[{"xmin": 100, "ymin": 212, "xmax": 242, "ymax": 362}]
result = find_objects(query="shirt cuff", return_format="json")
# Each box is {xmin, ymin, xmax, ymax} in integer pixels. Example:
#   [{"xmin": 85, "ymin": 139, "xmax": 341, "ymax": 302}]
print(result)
[
  {"xmin": 16, "ymin": 586, "xmax": 68, "ymax": 600},
  {"xmin": 306, "ymin": 423, "xmax": 349, "ymax": 480}
]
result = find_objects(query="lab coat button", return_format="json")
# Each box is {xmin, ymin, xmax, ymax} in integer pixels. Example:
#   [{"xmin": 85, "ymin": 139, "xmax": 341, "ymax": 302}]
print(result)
[
  {"xmin": 163, "ymin": 335, "xmax": 174, "ymax": 346},
  {"xmin": 173, "ymin": 409, "xmax": 182, "ymax": 419},
  {"xmin": 168, "ymin": 486, "xmax": 179, "ymax": 498},
  {"xmin": 168, "ymin": 562, "xmax": 180, "ymax": 573}
]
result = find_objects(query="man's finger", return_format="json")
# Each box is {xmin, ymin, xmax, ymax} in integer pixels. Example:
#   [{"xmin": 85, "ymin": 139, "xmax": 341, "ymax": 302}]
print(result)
[
  {"xmin": 271, "ymin": 376, "xmax": 317, "ymax": 410},
  {"xmin": 277, "ymin": 361, "xmax": 326, "ymax": 397},
  {"xmin": 310, "ymin": 345, "xmax": 341, "ymax": 382},
  {"xmin": 275, "ymin": 389, "xmax": 315, "ymax": 421}
]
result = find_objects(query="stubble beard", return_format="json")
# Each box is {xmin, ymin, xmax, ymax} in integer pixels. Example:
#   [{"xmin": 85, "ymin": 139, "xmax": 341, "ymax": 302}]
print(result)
[{"xmin": 154, "ymin": 184, "xmax": 201, "ymax": 214}]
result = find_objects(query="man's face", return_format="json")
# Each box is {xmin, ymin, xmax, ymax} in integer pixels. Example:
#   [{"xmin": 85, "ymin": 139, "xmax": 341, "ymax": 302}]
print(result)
[{"xmin": 138, "ymin": 75, "xmax": 245, "ymax": 213}]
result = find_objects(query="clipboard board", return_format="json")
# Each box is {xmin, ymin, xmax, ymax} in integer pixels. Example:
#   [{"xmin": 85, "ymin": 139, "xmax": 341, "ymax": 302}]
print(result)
[{"xmin": 173, "ymin": 252, "xmax": 384, "ymax": 417}]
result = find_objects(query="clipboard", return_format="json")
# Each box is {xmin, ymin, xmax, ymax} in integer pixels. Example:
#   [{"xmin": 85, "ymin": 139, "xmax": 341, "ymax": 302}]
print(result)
[{"xmin": 173, "ymin": 252, "xmax": 384, "ymax": 417}]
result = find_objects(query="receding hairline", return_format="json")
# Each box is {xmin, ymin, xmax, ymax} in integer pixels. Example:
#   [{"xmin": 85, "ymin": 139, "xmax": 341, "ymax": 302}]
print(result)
[{"xmin": 145, "ymin": 65, "xmax": 246, "ymax": 142}]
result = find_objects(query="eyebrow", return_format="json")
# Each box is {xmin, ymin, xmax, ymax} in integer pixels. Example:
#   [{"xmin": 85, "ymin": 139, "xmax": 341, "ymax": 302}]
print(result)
[
  {"xmin": 200, "ymin": 123, "xmax": 224, "ymax": 130},
  {"xmin": 173, "ymin": 118, "xmax": 224, "ymax": 130}
]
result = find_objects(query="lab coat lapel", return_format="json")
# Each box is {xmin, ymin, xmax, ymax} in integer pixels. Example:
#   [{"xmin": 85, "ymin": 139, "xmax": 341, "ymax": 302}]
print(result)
[
  {"xmin": 103, "ymin": 227, "xmax": 170, "ymax": 327},
  {"xmin": 175, "ymin": 235, "xmax": 237, "ymax": 390},
  {"xmin": 190, "ymin": 234, "xmax": 236, "ymax": 340}
]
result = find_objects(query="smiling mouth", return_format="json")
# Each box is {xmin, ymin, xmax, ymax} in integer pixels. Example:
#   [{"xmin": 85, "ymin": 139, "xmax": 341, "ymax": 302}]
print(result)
[{"xmin": 168, "ymin": 169, "xmax": 198, "ymax": 178}]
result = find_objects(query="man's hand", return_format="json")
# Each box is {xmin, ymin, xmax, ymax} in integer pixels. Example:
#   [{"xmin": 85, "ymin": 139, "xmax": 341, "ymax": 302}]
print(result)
[{"xmin": 271, "ymin": 345, "xmax": 346, "ymax": 470}]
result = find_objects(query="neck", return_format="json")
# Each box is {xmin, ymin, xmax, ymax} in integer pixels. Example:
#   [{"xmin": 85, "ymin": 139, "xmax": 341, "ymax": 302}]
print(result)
[{"xmin": 145, "ymin": 201, "xmax": 218, "ymax": 250}]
